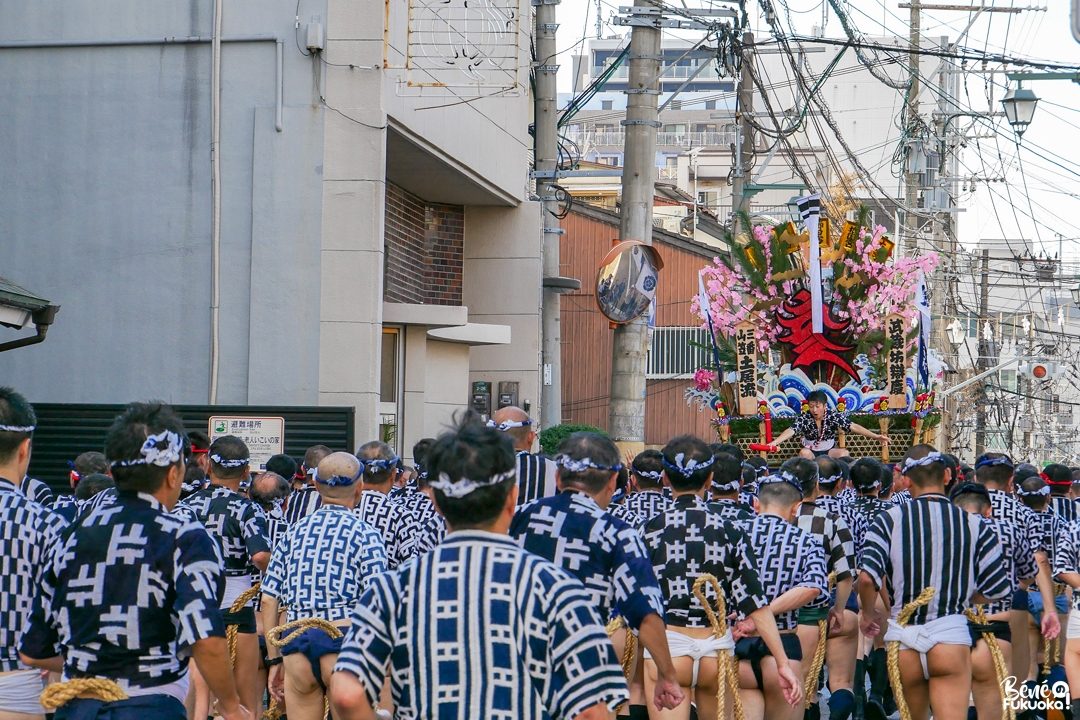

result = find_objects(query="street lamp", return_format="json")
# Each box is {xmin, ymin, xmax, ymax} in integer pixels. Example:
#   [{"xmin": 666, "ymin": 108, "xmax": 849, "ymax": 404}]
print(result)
[
  {"xmin": 1001, "ymin": 81, "xmax": 1040, "ymax": 137},
  {"xmin": 787, "ymin": 196, "xmax": 802, "ymax": 225},
  {"xmin": 946, "ymin": 318, "xmax": 966, "ymax": 349},
  {"xmin": 1071, "ymin": 282, "xmax": 1080, "ymax": 306}
]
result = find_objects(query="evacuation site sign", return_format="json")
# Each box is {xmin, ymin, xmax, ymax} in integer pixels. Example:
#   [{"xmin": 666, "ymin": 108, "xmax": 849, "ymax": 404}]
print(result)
[{"xmin": 208, "ymin": 416, "xmax": 285, "ymax": 471}]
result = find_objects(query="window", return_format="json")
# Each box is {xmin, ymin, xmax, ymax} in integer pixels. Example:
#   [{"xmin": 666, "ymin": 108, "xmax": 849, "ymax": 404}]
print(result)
[
  {"xmin": 999, "ymin": 369, "xmax": 1017, "ymax": 392},
  {"xmin": 601, "ymin": 100, "xmax": 613, "ymax": 110},
  {"xmin": 380, "ymin": 328, "xmax": 399, "ymax": 403},
  {"xmin": 596, "ymin": 123, "xmax": 615, "ymax": 133},
  {"xmin": 693, "ymin": 123, "xmax": 716, "ymax": 133},
  {"xmin": 705, "ymin": 100, "xmax": 716, "ymax": 110},
  {"xmin": 647, "ymin": 327, "xmax": 711, "ymax": 378},
  {"xmin": 379, "ymin": 328, "xmax": 401, "ymax": 450}
]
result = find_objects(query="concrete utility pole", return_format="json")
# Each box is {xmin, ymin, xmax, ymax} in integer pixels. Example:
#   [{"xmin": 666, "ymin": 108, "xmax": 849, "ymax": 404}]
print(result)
[
  {"xmin": 903, "ymin": 0, "xmax": 921, "ymax": 255},
  {"xmin": 608, "ymin": 0, "xmax": 661, "ymax": 452},
  {"xmin": 974, "ymin": 248, "xmax": 990, "ymax": 457},
  {"xmin": 536, "ymin": 4, "xmax": 562, "ymax": 429},
  {"xmin": 731, "ymin": 32, "xmax": 754, "ymax": 232}
]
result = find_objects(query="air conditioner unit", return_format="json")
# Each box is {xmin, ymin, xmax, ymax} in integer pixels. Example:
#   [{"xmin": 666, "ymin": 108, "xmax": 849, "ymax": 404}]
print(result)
[
  {"xmin": 1018, "ymin": 416, "xmax": 1035, "ymax": 432},
  {"xmin": 659, "ymin": 217, "xmax": 683, "ymax": 234},
  {"xmin": 1058, "ymin": 413, "xmax": 1075, "ymax": 426}
]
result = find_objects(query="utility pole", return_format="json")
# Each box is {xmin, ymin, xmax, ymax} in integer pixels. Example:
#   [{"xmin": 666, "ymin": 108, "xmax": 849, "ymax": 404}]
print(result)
[
  {"xmin": 535, "ymin": 2, "xmax": 562, "ymax": 429},
  {"xmin": 731, "ymin": 32, "xmax": 754, "ymax": 232},
  {"xmin": 903, "ymin": 0, "xmax": 921, "ymax": 255},
  {"xmin": 608, "ymin": 0, "xmax": 661, "ymax": 453},
  {"xmin": 974, "ymin": 248, "xmax": 990, "ymax": 457}
]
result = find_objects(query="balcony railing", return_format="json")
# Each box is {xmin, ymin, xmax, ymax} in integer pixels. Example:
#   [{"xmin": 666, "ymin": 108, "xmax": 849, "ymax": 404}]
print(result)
[{"xmin": 564, "ymin": 130, "xmax": 736, "ymax": 149}]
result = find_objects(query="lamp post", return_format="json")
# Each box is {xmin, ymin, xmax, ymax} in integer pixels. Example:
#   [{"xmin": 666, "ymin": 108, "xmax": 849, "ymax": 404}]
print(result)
[
  {"xmin": 1071, "ymin": 282, "xmax": 1080, "ymax": 306},
  {"xmin": 944, "ymin": 318, "xmax": 966, "ymax": 456},
  {"xmin": 946, "ymin": 318, "xmax": 966, "ymax": 349},
  {"xmin": 1000, "ymin": 81, "xmax": 1040, "ymax": 137},
  {"xmin": 1000, "ymin": 71, "xmax": 1080, "ymax": 138}
]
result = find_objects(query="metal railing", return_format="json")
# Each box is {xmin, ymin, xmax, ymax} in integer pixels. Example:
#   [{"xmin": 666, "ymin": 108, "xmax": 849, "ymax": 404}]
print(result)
[
  {"xmin": 564, "ymin": 130, "xmax": 736, "ymax": 148},
  {"xmin": 647, "ymin": 326, "xmax": 711, "ymax": 379}
]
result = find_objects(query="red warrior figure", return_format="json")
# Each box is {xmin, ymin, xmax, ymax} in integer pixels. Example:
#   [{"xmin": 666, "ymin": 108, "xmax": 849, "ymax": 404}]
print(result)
[{"xmin": 775, "ymin": 289, "xmax": 859, "ymax": 380}]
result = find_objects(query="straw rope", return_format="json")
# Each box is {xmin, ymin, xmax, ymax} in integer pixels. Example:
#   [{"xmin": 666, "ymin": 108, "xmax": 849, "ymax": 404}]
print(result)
[
  {"xmin": 605, "ymin": 616, "xmax": 637, "ymax": 683},
  {"xmin": 226, "ymin": 583, "xmax": 264, "ymax": 664},
  {"xmin": 804, "ymin": 573, "xmax": 837, "ymax": 709},
  {"xmin": 965, "ymin": 606, "xmax": 1014, "ymax": 720},
  {"xmin": 692, "ymin": 574, "xmax": 745, "ymax": 720},
  {"xmin": 264, "ymin": 617, "xmax": 345, "ymax": 720},
  {"xmin": 265, "ymin": 617, "xmax": 345, "ymax": 649},
  {"xmin": 40, "ymin": 678, "xmax": 129, "ymax": 709},
  {"xmin": 1041, "ymin": 583, "xmax": 1067, "ymax": 677},
  {"xmin": 885, "ymin": 587, "xmax": 936, "ymax": 720}
]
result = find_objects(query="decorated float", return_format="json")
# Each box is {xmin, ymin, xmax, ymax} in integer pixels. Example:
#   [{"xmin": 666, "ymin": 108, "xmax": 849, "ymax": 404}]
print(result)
[{"xmin": 685, "ymin": 198, "xmax": 941, "ymax": 460}]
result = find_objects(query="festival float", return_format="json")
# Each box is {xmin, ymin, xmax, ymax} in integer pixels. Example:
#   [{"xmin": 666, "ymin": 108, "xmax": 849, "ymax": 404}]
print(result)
[{"xmin": 685, "ymin": 198, "xmax": 941, "ymax": 460}]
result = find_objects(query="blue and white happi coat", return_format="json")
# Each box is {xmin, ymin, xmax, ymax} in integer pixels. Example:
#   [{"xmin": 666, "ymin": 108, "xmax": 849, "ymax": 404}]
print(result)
[
  {"xmin": 19, "ymin": 475, "xmax": 54, "ymax": 507},
  {"xmin": 642, "ymin": 494, "xmax": 768, "ymax": 628},
  {"xmin": 735, "ymin": 513, "xmax": 830, "ymax": 629},
  {"xmin": 333, "ymin": 530, "xmax": 629, "ymax": 719},
  {"xmin": 284, "ymin": 484, "xmax": 323, "ymax": 525},
  {"xmin": 176, "ymin": 485, "xmax": 271, "ymax": 577},
  {"xmin": 510, "ymin": 490, "xmax": 665, "ymax": 628},
  {"xmin": 356, "ymin": 491, "xmax": 415, "ymax": 568},
  {"xmin": 21, "ymin": 491, "xmax": 226, "ymax": 693},
  {"xmin": 0, "ymin": 479, "xmax": 68, "ymax": 671},
  {"xmin": 618, "ymin": 490, "xmax": 673, "ymax": 526},
  {"xmin": 51, "ymin": 494, "xmax": 82, "ymax": 523},
  {"xmin": 398, "ymin": 488, "xmax": 438, "ymax": 527},
  {"xmin": 261, "ymin": 505, "xmax": 388, "ymax": 623}
]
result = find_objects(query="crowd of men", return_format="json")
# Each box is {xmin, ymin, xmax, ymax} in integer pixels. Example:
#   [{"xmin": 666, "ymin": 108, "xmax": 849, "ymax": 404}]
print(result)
[{"xmin": 4, "ymin": 383, "xmax": 1080, "ymax": 720}]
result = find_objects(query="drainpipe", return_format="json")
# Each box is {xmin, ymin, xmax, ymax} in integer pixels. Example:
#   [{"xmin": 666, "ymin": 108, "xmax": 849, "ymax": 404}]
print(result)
[{"xmin": 0, "ymin": 306, "xmax": 60, "ymax": 354}]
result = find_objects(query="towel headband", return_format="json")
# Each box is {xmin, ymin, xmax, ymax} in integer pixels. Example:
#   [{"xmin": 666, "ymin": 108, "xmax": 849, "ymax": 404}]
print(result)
[
  {"xmin": 111, "ymin": 430, "xmax": 185, "ymax": 468},
  {"xmin": 661, "ymin": 453, "xmax": 714, "ymax": 478},
  {"xmin": 429, "ymin": 468, "xmax": 517, "ymax": 498}
]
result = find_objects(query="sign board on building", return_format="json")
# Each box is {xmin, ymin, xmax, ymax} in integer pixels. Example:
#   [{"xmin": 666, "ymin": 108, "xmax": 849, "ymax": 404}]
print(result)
[
  {"xmin": 209, "ymin": 416, "xmax": 285, "ymax": 471},
  {"xmin": 734, "ymin": 321, "xmax": 759, "ymax": 416}
]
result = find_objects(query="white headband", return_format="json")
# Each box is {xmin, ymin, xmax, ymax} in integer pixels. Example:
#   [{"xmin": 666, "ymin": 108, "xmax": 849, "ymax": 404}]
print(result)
[
  {"xmin": 0, "ymin": 424, "xmax": 35, "ymax": 433},
  {"xmin": 634, "ymin": 469, "xmax": 664, "ymax": 481},
  {"xmin": 901, "ymin": 451, "xmax": 945, "ymax": 474},
  {"xmin": 487, "ymin": 419, "xmax": 533, "ymax": 432},
  {"xmin": 555, "ymin": 455, "xmax": 623, "ymax": 473},
  {"xmin": 112, "ymin": 430, "xmax": 184, "ymax": 468},
  {"xmin": 1017, "ymin": 485, "xmax": 1051, "ymax": 498},
  {"xmin": 210, "ymin": 454, "xmax": 250, "ymax": 468},
  {"xmin": 662, "ymin": 452, "xmax": 714, "ymax": 478},
  {"xmin": 429, "ymin": 468, "xmax": 517, "ymax": 498},
  {"xmin": 759, "ymin": 470, "xmax": 805, "ymax": 496}
]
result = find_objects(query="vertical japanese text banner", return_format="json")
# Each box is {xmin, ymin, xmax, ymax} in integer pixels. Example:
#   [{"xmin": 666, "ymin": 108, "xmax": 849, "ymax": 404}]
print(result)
[
  {"xmin": 885, "ymin": 314, "xmax": 909, "ymax": 411},
  {"xmin": 734, "ymin": 322, "xmax": 759, "ymax": 416}
]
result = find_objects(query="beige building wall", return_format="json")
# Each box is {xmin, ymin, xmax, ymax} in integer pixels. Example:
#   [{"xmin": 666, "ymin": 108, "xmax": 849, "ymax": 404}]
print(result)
[
  {"xmin": 464, "ymin": 204, "xmax": 543, "ymax": 423},
  {"xmin": 323, "ymin": 0, "xmax": 539, "ymax": 452}
]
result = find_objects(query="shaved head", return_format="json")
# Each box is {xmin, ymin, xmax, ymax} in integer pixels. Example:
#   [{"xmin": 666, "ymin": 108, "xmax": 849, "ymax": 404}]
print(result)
[
  {"xmin": 490, "ymin": 406, "xmax": 534, "ymax": 450},
  {"xmin": 316, "ymin": 452, "xmax": 363, "ymax": 500}
]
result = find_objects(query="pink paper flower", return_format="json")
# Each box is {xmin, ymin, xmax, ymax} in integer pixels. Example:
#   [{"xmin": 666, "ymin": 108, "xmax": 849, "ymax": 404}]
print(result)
[{"xmin": 694, "ymin": 368, "xmax": 717, "ymax": 391}]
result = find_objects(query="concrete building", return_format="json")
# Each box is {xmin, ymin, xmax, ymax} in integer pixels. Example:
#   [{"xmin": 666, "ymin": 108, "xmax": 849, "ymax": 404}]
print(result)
[{"xmin": 0, "ymin": 0, "xmax": 540, "ymax": 462}]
